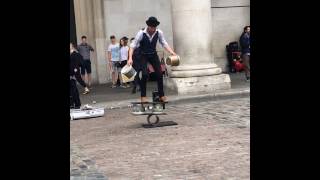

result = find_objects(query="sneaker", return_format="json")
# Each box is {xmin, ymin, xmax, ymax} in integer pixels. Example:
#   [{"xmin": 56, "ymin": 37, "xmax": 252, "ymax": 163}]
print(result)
[
  {"xmin": 83, "ymin": 87, "xmax": 90, "ymax": 94},
  {"xmin": 111, "ymin": 84, "xmax": 117, "ymax": 88},
  {"xmin": 120, "ymin": 84, "xmax": 127, "ymax": 88},
  {"xmin": 126, "ymin": 84, "xmax": 131, "ymax": 88}
]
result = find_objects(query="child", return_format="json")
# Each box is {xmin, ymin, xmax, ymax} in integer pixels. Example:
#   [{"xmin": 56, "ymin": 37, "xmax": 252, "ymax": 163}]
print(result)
[{"xmin": 107, "ymin": 35, "xmax": 126, "ymax": 88}]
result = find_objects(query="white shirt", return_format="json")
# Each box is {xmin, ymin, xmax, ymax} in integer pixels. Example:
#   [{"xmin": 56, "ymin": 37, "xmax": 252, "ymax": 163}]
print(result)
[
  {"xmin": 120, "ymin": 46, "xmax": 129, "ymax": 61},
  {"xmin": 130, "ymin": 28, "xmax": 169, "ymax": 49},
  {"xmin": 107, "ymin": 43, "xmax": 120, "ymax": 61}
]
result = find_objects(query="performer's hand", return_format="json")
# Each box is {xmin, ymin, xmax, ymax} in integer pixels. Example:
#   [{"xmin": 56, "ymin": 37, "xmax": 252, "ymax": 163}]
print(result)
[
  {"xmin": 171, "ymin": 52, "xmax": 177, "ymax": 56},
  {"xmin": 128, "ymin": 59, "xmax": 133, "ymax": 66}
]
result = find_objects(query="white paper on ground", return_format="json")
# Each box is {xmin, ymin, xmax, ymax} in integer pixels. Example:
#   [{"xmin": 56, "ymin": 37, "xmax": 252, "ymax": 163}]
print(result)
[{"xmin": 70, "ymin": 107, "xmax": 105, "ymax": 120}]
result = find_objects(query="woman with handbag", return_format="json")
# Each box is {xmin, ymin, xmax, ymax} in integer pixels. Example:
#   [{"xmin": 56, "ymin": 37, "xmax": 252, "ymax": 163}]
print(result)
[{"xmin": 120, "ymin": 37, "xmax": 131, "ymax": 88}]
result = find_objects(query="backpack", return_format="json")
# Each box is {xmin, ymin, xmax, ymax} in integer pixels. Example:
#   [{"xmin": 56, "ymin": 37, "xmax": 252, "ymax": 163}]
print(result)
[{"xmin": 228, "ymin": 41, "xmax": 239, "ymax": 52}]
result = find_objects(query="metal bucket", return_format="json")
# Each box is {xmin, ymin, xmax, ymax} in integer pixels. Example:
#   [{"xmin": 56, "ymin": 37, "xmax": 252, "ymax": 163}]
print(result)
[
  {"xmin": 166, "ymin": 55, "xmax": 180, "ymax": 66},
  {"xmin": 121, "ymin": 65, "xmax": 137, "ymax": 79}
]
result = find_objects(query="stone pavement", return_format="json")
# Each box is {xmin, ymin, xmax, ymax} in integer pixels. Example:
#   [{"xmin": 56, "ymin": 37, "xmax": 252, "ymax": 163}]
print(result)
[
  {"xmin": 70, "ymin": 96, "xmax": 250, "ymax": 179},
  {"xmin": 79, "ymin": 72, "xmax": 250, "ymax": 109},
  {"xmin": 70, "ymin": 144, "xmax": 107, "ymax": 180}
]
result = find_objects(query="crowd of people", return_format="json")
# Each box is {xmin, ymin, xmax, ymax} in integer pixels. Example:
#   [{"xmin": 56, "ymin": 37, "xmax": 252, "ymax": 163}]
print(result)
[{"xmin": 70, "ymin": 16, "xmax": 176, "ymax": 108}]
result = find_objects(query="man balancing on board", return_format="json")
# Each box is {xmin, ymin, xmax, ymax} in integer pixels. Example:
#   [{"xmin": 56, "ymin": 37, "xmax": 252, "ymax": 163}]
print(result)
[{"xmin": 128, "ymin": 16, "xmax": 176, "ymax": 103}]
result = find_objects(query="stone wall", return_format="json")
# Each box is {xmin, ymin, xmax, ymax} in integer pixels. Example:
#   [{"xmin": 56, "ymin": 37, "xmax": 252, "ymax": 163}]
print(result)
[
  {"xmin": 103, "ymin": 0, "xmax": 174, "ymax": 51},
  {"xmin": 211, "ymin": 0, "xmax": 250, "ymax": 72},
  {"xmin": 103, "ymin": 0, "xmax": 250, "ymax": 73},
  {"xmin": 73, "ymin": 0, "xmax": 250, "ymax": 84}
]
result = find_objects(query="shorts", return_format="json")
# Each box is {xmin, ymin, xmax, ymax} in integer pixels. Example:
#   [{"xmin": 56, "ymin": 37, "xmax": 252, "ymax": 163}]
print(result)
[
  {"xmin": 111, "ymin": 61, "xmax": 122, "ymax": 73},
  {"xmin": 120, "ymin": 60, "xmax": 127, "ymax": 68},
  {"xmin": 80, "ymin": 59, "xmax": 92, "ymax": 75}
]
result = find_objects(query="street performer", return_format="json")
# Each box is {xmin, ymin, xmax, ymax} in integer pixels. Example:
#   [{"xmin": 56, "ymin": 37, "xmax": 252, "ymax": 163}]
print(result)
[{"xmin": 128, "ymin": 16, "xmax": 176, "ymax": 103}]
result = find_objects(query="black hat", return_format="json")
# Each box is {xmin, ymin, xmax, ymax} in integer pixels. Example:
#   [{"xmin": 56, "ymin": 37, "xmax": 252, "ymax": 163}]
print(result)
[{"xmin": 146, "ymin": 16, "xmax": 160, "ymax": 27}]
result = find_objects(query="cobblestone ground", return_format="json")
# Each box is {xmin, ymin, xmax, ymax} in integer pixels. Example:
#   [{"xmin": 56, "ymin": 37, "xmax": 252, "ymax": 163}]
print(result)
[
  {"xmin": 70, "ymin": 97, "xmax": 250, "ymax": 179},
  {"xmin": 70, "ymin": 144, "xmax": 107, "ymax": 180}
]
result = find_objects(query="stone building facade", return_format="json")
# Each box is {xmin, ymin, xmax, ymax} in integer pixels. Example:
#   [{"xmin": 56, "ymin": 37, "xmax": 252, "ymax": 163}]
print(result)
[{"xmin": 70, "ymin": 0, "xmax": 250, "ymax": 94}]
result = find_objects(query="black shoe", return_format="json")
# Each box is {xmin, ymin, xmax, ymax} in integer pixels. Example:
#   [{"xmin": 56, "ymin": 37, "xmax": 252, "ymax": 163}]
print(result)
[{"xmin": 246, "ymin": 76, "xmax": 250, "ymax": 81}]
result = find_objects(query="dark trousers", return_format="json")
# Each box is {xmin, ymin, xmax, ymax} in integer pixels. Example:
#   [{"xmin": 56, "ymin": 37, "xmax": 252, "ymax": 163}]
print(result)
[
  {"xmin": 132, "ymin": 53, "xmax": 141, "ymax": 89},
  {"xmin": 140, "ymin": 54, "xmax": 164, "ymax": 97},
  {"xmin": 132, "ymin": 69, "xmax": 141, "ymax": 88},
  {"xmin": 70, "ymin": 79, "xmax": 81, "ymax": 108},
  {"xmin": 242, "ymin": 54, "xmax": 250, "ymax": 77},
  {"xmin": 75, "ymin": 71, "xmax": 87, "ymax": 88}
]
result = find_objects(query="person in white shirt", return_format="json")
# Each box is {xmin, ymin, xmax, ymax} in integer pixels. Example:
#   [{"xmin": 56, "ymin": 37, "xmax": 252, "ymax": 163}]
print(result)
[
  {"xmin": 128, "ymin": 17, "xmax": 176, "ymax": 103},
  {"xmin": 119, "ymin": 36, "xmax": 130, "ymax": 88},
  {"xmin": 107, "ymin": 35, "xmax": 124, "ymax": 88}
]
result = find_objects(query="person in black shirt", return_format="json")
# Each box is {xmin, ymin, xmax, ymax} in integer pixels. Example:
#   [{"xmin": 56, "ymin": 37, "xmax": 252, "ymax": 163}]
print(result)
[{"xmin": 70, "ymin": 42, "xmax": 89, "ymax": 109}]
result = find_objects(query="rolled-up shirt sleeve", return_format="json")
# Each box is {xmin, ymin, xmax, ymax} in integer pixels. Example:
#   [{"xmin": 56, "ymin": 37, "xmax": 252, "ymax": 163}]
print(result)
[
  {"xmin": 158, "ymin": 30, "xmax": 169, "ymax": 48},
  {"xmin": 130, "ymin": 30, "xmax": 143, "ymax": 49}
]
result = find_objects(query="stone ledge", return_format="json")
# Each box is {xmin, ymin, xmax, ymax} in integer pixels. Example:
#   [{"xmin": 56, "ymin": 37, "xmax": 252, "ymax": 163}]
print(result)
[
  {"xmin": 169, "ymin": 67, "xmax": 222, "ymax": 78},
  {"xmin": 170, "ymin": 64, "xmax": 218, "ymax": 71},
  {"xmin": 165, "ymin": 74, "xmax": 231, "ymax": 94}
]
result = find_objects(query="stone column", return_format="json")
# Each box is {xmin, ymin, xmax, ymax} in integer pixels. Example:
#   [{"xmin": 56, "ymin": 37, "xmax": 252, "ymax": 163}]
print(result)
[
  {"xmin": 84, "ymin": 0, "xmax": 98, "ymax": 84},
  {"xmin": 165, "ymin": 0, "xmax": 231, "ymax": 95},
  {"xmin": 73, "ymin": 0, "xmax": 109, "ymax": 84},
  {"xmin": 92, "ymin": 0, "xmax": 109, "ymax": 84},
  {"xmin": 73, "ymin": 0, "xmax": 97, "ymax": 84}
]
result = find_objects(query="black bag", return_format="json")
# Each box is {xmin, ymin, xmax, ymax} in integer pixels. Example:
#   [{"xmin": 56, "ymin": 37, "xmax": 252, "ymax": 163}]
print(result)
[
  {"xmin": 226, "ymin": 41, "xmax": 240, "ymax": 73},
  {"xmin": 228, "ymin": 42, "xmax": 239, "ymax": 52}
]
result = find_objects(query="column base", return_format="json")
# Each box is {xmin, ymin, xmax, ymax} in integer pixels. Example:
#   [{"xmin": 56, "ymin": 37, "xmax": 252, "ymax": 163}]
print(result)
[{"xmin": 164, "ymin": 73, "xmax": 231, "ymax": 95}]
